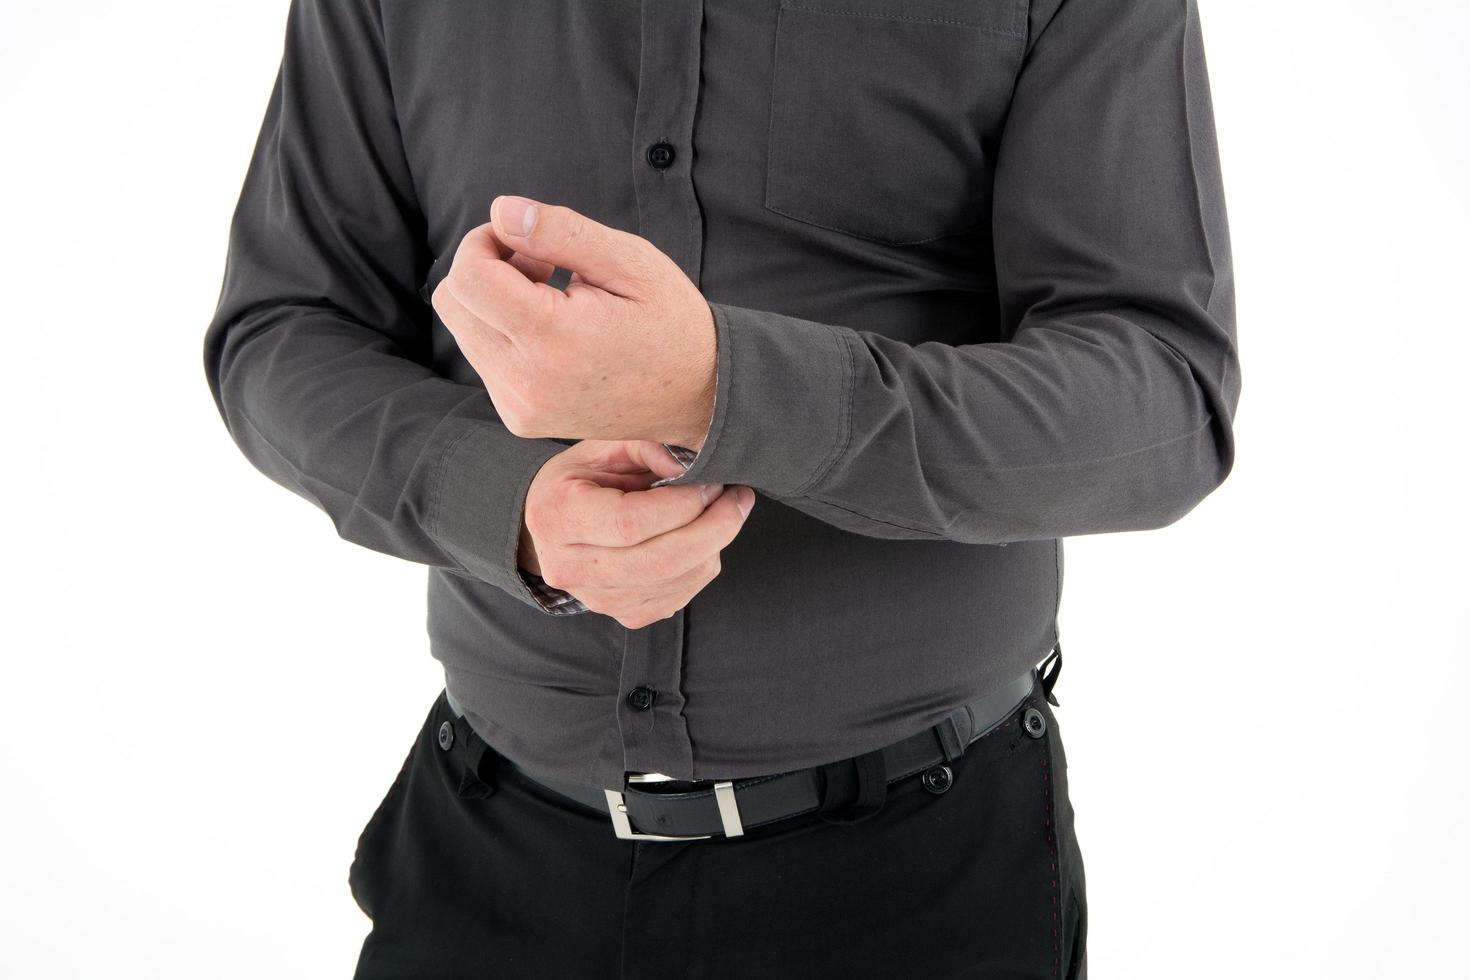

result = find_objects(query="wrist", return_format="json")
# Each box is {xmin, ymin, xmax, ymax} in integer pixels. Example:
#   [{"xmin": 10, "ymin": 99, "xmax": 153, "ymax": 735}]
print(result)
[
  {"xmin": 669, "ymin": 371, "xmax": 716, "ymax": 451},
  {"xmin": 663, "ymin": 301, "xmax": 718, "ymax": 451}
]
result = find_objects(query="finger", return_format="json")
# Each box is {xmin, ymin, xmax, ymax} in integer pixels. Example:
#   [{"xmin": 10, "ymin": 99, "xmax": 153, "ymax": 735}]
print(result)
[
  {"xmin": 579, "ymin": 554, "xmax": 722, "ymax": 627},
  {"xmin": 432, "ymin": 279, "xmax": 513, "ymax": 360},
  {"xmin": 494, "ymin": 231, "xmax": 587, "ymax": 292},
  {"xmin": 577, "ymin": 471, "xmax": 663, "ymax": 494},
  {"xmin": 562, "ymin": 479, "xmax": 720, "ymax": 548},
  {"xmin": 444, "ymin": 223, "xmax": 563, "ymax": 339},
  {"xmin": 577, "ymin": 485, "xmax": 751, "ymax": 582},
  {"xmin": 490, "ymin": 195, "xmax": 662, "ymax": 298},
  {"xmin": 617, "ymin": 439, "xmax": 691, "ymax": 481},
  {"xmin": 576, "ymin": 439, "xmax": 689, "ymax": 481},
  {"xmin": 431, "ymin": 279, "xmax": 514, "ymax": 359},
  {"xmin": 507, "ymin": 251, "xmax": 559, "ymax": 285}
]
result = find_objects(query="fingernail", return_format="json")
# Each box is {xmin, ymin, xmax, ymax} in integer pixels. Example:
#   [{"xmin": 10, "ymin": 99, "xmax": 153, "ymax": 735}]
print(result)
[
  {"xmin": 736, "ymin": 486, "xmax": 754, "ymax": 517},
  {"xmin": 496, "ymin": 196, "xmax": 538, "ymax": 237},
  {"xmin": 700, "ymin": 483, "xmax": 724, "ymax": 505}
]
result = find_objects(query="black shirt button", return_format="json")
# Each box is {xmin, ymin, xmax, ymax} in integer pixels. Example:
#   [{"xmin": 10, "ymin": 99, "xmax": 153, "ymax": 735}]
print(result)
[
  {"xmin": 645, "ymin": 141, "xmax": 676, "ymax": 170},
  {"xmin": 921, "ymin": 764, "xmax": 953, "ymax": 794},
  {"xmin": 627, "ymin": 686, "xmax": 657, "ymax": 711},
  {"xmin": 1022, "ymin": 707, "xmax": 1047, "ymax": 739},
  {"xmin": 438, "ymin": 720, "xmax": 455, "ymax": 751}
]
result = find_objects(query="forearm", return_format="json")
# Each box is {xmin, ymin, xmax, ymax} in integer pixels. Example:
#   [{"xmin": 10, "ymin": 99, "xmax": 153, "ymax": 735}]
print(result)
[
  {"xmin": 202, "ymin": 0, "xmax": 565, "ymax": 610},
  {"xmin": 205, "ymin": 310, "xmax": 566, "ymax": 604},
  {"xmin": 659, "ymin": 0, "xmax": 1239, "ymax": 543},
  {"xmin": 661, "ymin": 298, "xmax": 1234, "ymax": 543}
]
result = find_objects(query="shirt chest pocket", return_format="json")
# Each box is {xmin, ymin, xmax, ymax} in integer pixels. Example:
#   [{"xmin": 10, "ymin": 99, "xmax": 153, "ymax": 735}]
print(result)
[{"xmin": 764, "ymin": 0, "xmax": 1028, "ymax": 246}]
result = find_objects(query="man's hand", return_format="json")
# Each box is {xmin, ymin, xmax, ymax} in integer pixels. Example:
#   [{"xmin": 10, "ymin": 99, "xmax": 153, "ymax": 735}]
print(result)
[
  {"xmin": 519, "ymin": 440, "xmax": 755, "ymax": 630},
  {"xmin": 432, "ymin": 196, "xmax": 717, "ymax": 451}
]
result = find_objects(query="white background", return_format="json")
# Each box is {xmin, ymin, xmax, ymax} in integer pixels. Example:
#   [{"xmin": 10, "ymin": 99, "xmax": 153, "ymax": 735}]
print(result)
[{"xmin": 2, "ymin": 1, "xmax": 1466, "ymax": 977}]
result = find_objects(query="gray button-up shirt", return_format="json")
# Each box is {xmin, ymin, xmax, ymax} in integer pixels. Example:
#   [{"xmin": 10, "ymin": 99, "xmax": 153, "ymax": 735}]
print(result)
[{"xmin": 203, "ymin": 0, "xmax": 1239, "ymax": 792}]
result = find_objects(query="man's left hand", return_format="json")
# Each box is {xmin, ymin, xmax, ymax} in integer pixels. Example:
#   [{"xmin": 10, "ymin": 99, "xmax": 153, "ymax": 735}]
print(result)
[{"xmin": 432, "ymin": 195, "xmax": 717, "ymax": 451}]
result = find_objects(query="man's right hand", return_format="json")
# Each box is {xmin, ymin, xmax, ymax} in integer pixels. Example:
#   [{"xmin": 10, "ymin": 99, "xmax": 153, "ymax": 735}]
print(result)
[{"xmin": 518, "ymin": 440, "xmax": 755, "ymax": 629}]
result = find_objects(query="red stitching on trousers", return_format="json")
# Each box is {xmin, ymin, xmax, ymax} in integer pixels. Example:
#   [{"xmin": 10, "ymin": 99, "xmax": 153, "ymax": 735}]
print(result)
[{"xmin": 1038, "ymin": 701, "xmax": 1059, "ymax": 979}]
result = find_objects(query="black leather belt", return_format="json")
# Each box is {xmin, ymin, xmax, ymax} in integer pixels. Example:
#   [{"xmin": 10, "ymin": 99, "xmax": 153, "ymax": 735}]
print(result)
[{"xmin": 447, "ymin": 665, "xmax": 1043, "ymax": 842}]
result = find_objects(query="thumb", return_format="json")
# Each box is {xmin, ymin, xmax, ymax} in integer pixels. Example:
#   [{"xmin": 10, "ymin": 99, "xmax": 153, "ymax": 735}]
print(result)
[
  {"xmin": 574, "ymin": 439, "xmax": 687, "ymax": 481},
  {"xmin": 491, "ymin": 195, "xmax": 655, "ymax": 298},
  {"xmin": 618, "ymin": 439, "xmax": 689, "ymax": 482}
]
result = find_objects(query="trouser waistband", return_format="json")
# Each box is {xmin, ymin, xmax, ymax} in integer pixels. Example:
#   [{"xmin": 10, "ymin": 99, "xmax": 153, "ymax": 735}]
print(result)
[{"xmin": 442, "ymin": 647, "xmax": 1063, "ymax": 841}]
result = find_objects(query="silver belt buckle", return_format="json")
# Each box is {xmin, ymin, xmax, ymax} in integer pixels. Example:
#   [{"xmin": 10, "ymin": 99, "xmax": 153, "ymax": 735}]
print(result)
[{"xmin": 604, "ymin": 772, "xmax": 745, "ymax": 841}]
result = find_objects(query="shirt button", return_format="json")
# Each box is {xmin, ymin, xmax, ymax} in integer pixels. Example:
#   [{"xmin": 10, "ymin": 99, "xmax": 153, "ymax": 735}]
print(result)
[
  {"xmin": 626, "ymin": 686, "xmax": 657, "ymax": 711},
  {"xmin": 645, "ymin": 141, "xmax": 676, "ymax": 170}
]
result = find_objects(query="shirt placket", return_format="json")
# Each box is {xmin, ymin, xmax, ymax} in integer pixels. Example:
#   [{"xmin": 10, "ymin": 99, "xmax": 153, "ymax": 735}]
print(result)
[{"xmin": 616, "ymin": 0, "xmax": 707, "ymax": 780}]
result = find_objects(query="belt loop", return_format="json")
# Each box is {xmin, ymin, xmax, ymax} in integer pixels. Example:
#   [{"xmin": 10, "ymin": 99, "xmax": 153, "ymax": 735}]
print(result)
[
  {"xmin": 1039, "ymin": 641, "xmax": 1063, "ymax": 707},
  {"xmin": 934, "ymin": 714, "xmax": 966, "ymax": 763},
  {"xmin": 449, "ymin": 707, "xmax": 498, "ymax": 799},
  {"xmin": 816, "ymin": 746, "xmax": 888, "ymax": 825}
]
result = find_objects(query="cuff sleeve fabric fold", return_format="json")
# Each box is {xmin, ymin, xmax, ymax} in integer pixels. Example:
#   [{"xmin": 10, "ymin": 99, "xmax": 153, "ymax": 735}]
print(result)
[
  {"xmin": 201, "ymin": 0, "xmax": 572, "ymax": 612},
  {"xmin": 652, "ymin": 300, "xmax": 853, "ymax": 497},
  {"xmin": 434, "ymin": 428, "xmax": 571, "ymax": 609},
  {"xmin": 654, "ymin": 0, "xmax": 1239, "ymax": 545},
  {"xmin": 517, "ymin": 569, "xmax": 595, "ymax": 615}
]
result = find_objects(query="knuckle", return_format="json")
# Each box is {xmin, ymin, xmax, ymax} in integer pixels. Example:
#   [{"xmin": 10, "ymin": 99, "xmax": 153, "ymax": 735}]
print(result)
[
  {"xmin": 610, "ymin": 505, "xmax": 641, "ymax": 546},
  {"xmin": 688, "ymin": 558, "xmax": 719, "ymax": 593},
  {"xmin": 455, "ymin": 254, "xmax": 491, "ymax": 293},
  {"xmin": 435, "ymin": 279, "xmax": 464, "ymax": 308},
  {"xmin": 621, "ymin": 250, "xmax": 656, "ymax": 287},
  {"xmin": 561, "ymin": 208, "xmax": 590, "ymax": 245},
  {"xmin": 527, "ymin": 282, "xmax": 560, "ymax": 325},
  {"xmin": 463, "ymin": 224, "xmax": 493, "ymax": 256}
]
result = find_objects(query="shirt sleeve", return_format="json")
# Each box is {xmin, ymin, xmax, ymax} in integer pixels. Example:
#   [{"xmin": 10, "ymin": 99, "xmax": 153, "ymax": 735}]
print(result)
[
  {"xmin": 517, "ymin": 568, "xmax": 594, "ymax": 615},
  {"xmin": 657, "ymin": 0, "xmax": 1240, "ymax": 545},
  {"xmin": 201, "ymin": 0, "xmax": 568, "ymax": 612}
]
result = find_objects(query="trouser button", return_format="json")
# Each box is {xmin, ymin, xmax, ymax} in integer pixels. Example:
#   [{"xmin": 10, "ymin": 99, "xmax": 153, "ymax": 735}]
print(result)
[
  {"xmin": 438, "ymin": 720, "xmax": 455, "ymax": 751},
  {"xmin": 921, "ymin": 764, "xmax": 953, "ymax": 794},
  {"xmin": 1022, "ymin": 708, "xmax": 1047, "ymax": 739}
]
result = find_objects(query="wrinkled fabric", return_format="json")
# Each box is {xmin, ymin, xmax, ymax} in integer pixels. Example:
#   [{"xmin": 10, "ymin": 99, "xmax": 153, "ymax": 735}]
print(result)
[{"xmin": 203, "ymin": 0, "xmax": 1238, "ymax": 791}]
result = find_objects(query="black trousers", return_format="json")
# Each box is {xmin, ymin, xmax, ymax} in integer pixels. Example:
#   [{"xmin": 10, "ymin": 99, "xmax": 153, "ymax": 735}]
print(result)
[{"xmin": 348, "ymin": 675, "xmax": 1087, "ymax": 979}]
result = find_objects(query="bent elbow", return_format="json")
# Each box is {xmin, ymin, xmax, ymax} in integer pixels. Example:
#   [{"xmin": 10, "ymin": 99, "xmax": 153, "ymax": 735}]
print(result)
[{"xmin": 1148, "ymin": 409, "xmax": 1237, "ymax": 531}]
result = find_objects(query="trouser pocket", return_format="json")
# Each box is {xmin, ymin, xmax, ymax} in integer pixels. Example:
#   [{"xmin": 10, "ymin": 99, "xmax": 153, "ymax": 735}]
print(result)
[
  {"xmin": 346, "ymin": 693, "xmax": 445, "ymax": 919},
  {"xmin": 347, "ymin": 690, "xmax": 505, "ymax": 923}
]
